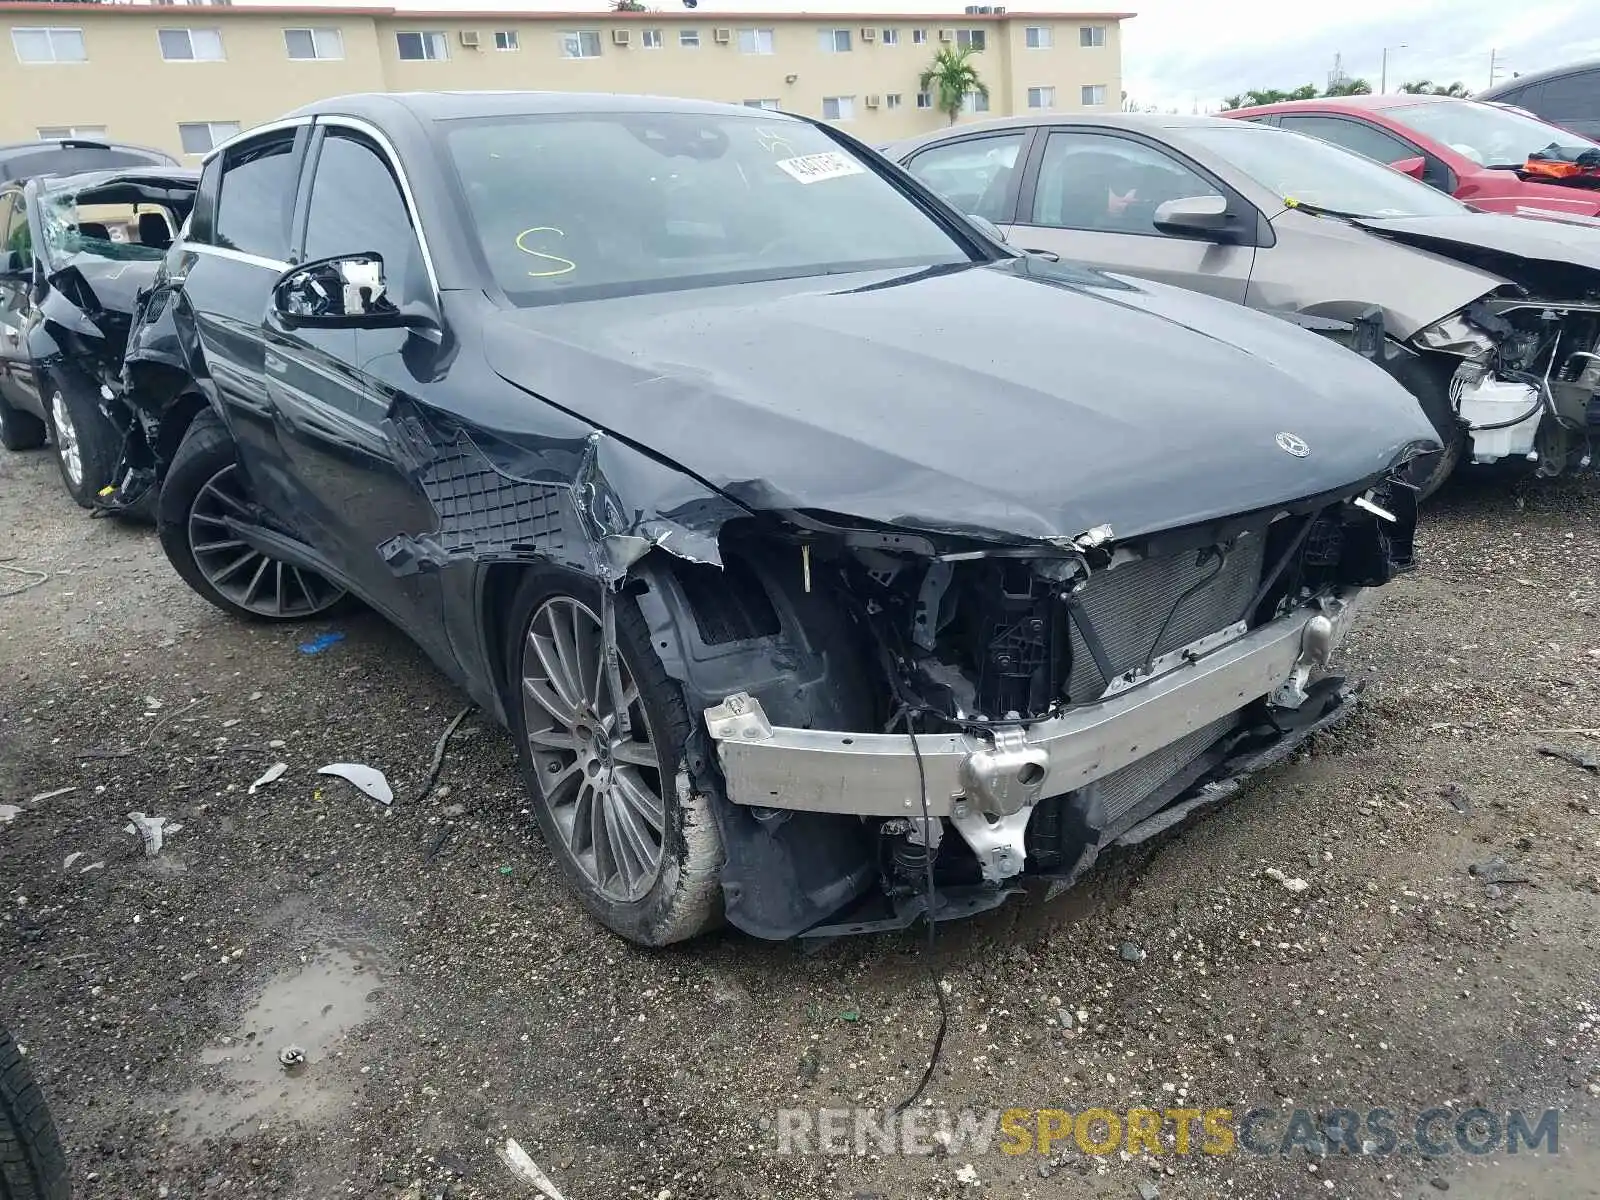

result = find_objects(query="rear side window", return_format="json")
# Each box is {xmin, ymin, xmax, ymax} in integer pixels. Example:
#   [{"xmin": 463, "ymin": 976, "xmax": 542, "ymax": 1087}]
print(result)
[
  {"xmin": 1538, "ymin": 71, "xmax": 1600, "ymax": 123},
  {"xmin": 1, "ymin": 191, "xmax": 28, "ymax": 271},
  {"xmin": 905, "ymin": 132, "xmax": 1027, "ymax": 221},
  {"xmin": 214, "ymin": 132, "xmax": 298, "ymax": 260},
  {"xmin": 1274, "ymin": 115, "xmax": 1417, "ymax": 166}
]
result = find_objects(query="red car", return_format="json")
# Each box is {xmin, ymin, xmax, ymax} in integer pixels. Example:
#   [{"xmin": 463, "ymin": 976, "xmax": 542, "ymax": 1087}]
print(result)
[{"xmin": 1227, "ymin": 94, "xmax": 1600, "ymax": 217}]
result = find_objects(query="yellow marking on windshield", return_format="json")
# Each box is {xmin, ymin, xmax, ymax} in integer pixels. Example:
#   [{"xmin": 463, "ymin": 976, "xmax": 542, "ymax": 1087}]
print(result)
[{"xmin": 515, "ymin": 226, "xmax": 577, "ymax": 277}]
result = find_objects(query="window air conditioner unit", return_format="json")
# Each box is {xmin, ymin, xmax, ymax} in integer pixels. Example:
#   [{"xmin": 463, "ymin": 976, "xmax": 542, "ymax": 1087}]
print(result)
[
  {"xmin": 459, "ymin": 30, "xmax": 481, "ymax": 48},
  {"xmin": 865, "ymin": 93, "xmax": 880, "ymax": 107},
  {"xmin": 612, "ymin": 28, "xmax": 631, "ymax": 45},
  {"xmin": 938, "ymin": 28, "xmax": 954, "ymax": 41},
  {"xmin": 860, "ymin": 27, "xmax": 875, "ymax": 41},
  {"xmin": 713, "ymin": 27, "xmax": 732, "ymax": 43}
]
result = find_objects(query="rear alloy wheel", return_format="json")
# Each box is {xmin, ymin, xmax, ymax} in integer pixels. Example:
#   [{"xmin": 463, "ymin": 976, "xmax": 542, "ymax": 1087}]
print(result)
[
  {"xmin": 46, "ymin": 385, "xmax": 118, "ymax": 508},
  {"xmin": 506, "ymin": 573, "xmax": 724, "ymax": 945},
  {"xmin": 158, "ymin": 409, "xmax": 347, "ymax": 622},
  {"xmin": 188, "ymin": 464, "xmax": 345, "ymax": 618}
]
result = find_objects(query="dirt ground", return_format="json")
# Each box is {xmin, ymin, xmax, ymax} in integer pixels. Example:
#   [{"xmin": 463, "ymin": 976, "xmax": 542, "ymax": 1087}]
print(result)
[{"xmin": 4, "ymin": 440, "xmax": 1600, "ymax": 1200}]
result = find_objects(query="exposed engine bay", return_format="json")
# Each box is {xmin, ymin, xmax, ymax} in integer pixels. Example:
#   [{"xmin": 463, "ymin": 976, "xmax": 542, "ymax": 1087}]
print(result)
[
  {"xmin": 664, "ymin": 470, "xmax": 1419, "ymax": 940},
  {"xmin": 1440, "ymin": 297, "xmax": 1600, "ymax": 472}
]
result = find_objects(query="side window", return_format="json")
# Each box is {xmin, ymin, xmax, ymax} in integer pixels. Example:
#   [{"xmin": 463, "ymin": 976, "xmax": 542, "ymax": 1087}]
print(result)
[
  {"xmin": 1275, "ymin": 115, "xmax": 1415, "ymax": 166},
  {"xmin": 1538, "ymin": 72, "xmax": 1600, "ymax": 123},
  {"xmin": 904, "ymin": 132, "xmax": 1027, "ymax": 221},
  {"xmin": 214, "ymin": 132, "xmax": 298, "ymax": 260},
  {"xmin": 2, "ymin": 191, "xmax": 31, "ymax": 269},
  {"xmin": 1029, "ymin": 131, "xmax": 1221, "ymax": 234},
  {"xmin": 302, "ymin": 130, "xmax": 423, "ymax": 305}
]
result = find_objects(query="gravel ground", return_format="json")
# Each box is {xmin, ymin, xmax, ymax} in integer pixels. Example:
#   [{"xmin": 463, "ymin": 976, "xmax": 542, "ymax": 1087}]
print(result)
[{"xmin": 3, "ymin": 440, "xmax": 1600, "ymax": 1200}]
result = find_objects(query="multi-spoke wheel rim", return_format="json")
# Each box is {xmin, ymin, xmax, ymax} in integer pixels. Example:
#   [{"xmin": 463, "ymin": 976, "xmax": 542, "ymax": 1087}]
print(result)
[
  {"xmin": 51, "ymin": 393, "xmax": 81, "ymax": 486},
  {"xmin": 188, "ymin": 464, "xmax": 344, "ymax": 618},
  {"xmin": 520, "ymin": 596, "xmax": 666, "ymax": 904}
]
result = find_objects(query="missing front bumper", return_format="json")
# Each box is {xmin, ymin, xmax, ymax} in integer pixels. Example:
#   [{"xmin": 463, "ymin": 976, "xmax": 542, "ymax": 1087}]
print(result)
[{"xmin": 703, "ymin": 588, "xmax": 1367, "ymax": 827}]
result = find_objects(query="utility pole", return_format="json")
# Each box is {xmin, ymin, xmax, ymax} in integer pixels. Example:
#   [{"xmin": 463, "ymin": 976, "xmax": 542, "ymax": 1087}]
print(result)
[
  {"xmin": 1488, "ymin": 48, "xmax": 1504, "ymax": 88},
  {"xmin": 1380, "ymin": 43, "xmax": 1406, "ymax": 93}
]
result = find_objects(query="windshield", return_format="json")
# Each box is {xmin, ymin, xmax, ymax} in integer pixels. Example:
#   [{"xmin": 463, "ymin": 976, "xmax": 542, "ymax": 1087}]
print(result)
[
  {"xmin": 39, "ymin": 187, "xmax": 180, "ymax": 263},
  {"xmin": 1184, "ymin": 125, "xmax": 1468, "ymax": 218},
  {"xmin": 443, "ymin": 111, "xmax": 973, "ymax": 305},
  {"xmin": 1379, "ymin": 99, "xmax": 1600, "ymax": 168}
]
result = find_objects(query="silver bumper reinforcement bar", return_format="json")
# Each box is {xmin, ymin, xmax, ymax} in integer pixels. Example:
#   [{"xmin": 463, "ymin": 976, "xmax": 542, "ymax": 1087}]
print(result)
[{"xmin": 703, "ymin": 589, "xmax": 1367, "ymax": 821}]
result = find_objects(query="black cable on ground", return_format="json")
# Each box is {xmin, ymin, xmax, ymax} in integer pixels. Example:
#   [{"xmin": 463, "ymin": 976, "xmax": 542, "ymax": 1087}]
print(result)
[
  {"xmin": 414, "ymin": 704, "xmax": 476, "ymax": 805},
  {"xmin": 892, "ymin": 704, "xmax": 949, "ymax": 1116}
]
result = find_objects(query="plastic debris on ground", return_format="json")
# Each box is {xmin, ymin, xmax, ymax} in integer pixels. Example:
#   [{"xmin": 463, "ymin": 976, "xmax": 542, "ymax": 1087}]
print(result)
[
  {"xmin": 124, "ymin": 812, "xmax": 182, "ymax": 857},
  {"xmin": 248, "ymin": 763, "xmax": 288, "ymax": 795},
  {"xmin": 317, "ymin": 763, "xmax": 394, "ymax": 806},
  {"xmin": 298, "ymin": 632, "xmax": 345, "ymax": 655},
  {"xmin": 496, "ymin": 1137, "xmax": 569, "ymax": 1200},
  {"xmin": 277, "ymin": 1045, "xmax": 306, "ymax": 1069},
  {"xmin": 0, "ymin": 803, "xmax": 20, "ymax": 825},
  {"xmin": 63, "ymin": 851, "xmax": 82, "ymax": 870},
  {"xmin": 1538, "ymin": 743, "xmax": 1599, "ymax": 773},
  {"xmin": 28, "ymin": 786, "xmax": 75, "ymax": 804}
]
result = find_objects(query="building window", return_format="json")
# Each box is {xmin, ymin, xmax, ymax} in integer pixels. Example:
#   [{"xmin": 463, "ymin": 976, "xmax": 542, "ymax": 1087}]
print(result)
[
  {"xmin": 743, "ymin": 99, "xmax": 780, "ymax": 110},
  {"xmin": 916, "ymin": 91, "xmax": 932, "ymax": 108},
  {"xmin": 885, "ymin": 93, "xmax": 903, "ymax": 109},
  {"xmin": 395, "ymin": 31, "xmax": 448, "ymax": 61},
  {"xmin": 913, "ymin": 28, "xmax": 928, "ymax": 44},
  {"xmin": 822, "ymin": 96, "xmax": 855, "ymax": 121},
  {"xmin": 881, "ymin": 28, "xmax": 899, "ymax": 45},
  {"xmin": 737, "ymin": 28, "xmax": 774, "ymax": 55},
  {"xmin": 560, "ymin": 30, "xmax": 601, "ymax": 58},
  {"xmin": 159, "ymin": 28, "xmax": 224, "ymax": 61},
  {"xmin": 641, "ymin": 29, "xmax": 663, "ymax": 49},
  {"xmin": 963, "ymin": 90, "xmax": 989, "ymax": 113},
  {"xmin": 1080, "ymin": 25, "xmax": 1107, "ymax": 47},
  {"xmin": 38, "ymin": 125, "xmax": 105, "ymax": 140},
  {"xmin": 284, "ymin": 28, "xmax": 344, "ymax": 61},
  {"xmin": 955, "ymin": 29, "xmax": 986, "ymax": 51},
  {"xmin": 493, "ymin": 30, "xmax": 518, "ymax": 51},
  {"xmin": 178, "ymin": 120, "xmax": 241, "ymax": 155},
  {"xmin": 819, "ymin": 28, "xmax": 851, "ymax": 53},
  {"xmin": 1027, "ymin": 86, "xmax": 1055, "ymax": 109},
  {"xmin": 12, "ymin": 27, "xmax": 86, "ymax": 64},
  {"xmin": 679, "ymin": 28, "xmax": 699, "ymax": 46},
  {"xmin": 1024, "ymin": 26, "xmax": 1052, "ymax": 49},
  {"xmin": 1081, "ymin": 84, "xmax": 1108, "ymax": 106}
]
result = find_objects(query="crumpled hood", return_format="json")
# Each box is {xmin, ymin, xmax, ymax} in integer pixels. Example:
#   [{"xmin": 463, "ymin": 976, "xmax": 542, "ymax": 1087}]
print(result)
[
  {"xmin": 43, "ymin": 255, "xmax": 161, "ymax": 352},
  {"xmin": 480, "ymin": 258, "xmax": 1438, "ymax": 543},
  {"xmin": 1354, "ymin": 211, "xmax": 1600, "ymax": 291}
]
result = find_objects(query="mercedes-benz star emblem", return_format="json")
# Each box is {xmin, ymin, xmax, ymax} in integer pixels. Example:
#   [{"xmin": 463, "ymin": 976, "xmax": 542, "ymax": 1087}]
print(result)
[{"xmin": 1275, "ymin": 431, "xmax": 1311, "ymax": 458}]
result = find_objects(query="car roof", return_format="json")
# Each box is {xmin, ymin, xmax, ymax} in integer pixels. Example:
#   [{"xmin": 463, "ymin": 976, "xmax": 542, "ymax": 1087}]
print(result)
[
  {"xmin": 35, "ymin": 165, "xmax": 200, "ymax": 193},
  {"xmin": 1230, "ymin": 94, "xmax": 1465, "ymax": 115},
  {"xmin": 883, "ymin": 112, "xmax": 1270, "ymax": 155},
  {"xmin": 1480, "ymin": 58, "xmax": 1600, "ymax": 100},
  {"xmin": 0, "ymin": 139, "xmax": 178, "ymax": 186},
  {"xmin": 287, "ymin": 90, "xmax": 801, "ymax": 125}
]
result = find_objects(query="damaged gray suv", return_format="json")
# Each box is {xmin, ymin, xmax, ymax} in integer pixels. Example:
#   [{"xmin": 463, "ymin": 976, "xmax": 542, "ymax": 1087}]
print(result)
[{"xmin": 122, "ymin": 92, "xmax": 1438, "ymax": 944}]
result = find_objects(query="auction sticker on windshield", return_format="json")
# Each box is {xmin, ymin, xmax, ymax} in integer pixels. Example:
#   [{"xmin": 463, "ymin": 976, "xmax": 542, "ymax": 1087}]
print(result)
[{"xmin": 775, "ymin": 152, "xmax": 865, "ymax": 184}]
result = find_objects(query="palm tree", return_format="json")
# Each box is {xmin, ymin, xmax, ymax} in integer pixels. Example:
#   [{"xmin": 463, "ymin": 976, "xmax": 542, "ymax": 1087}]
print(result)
[
  {"xmin": 919, "ymin": 45, "xmax": 987, "ymax": 126},
  {"xmin": 1323, "ymin": 78, "xmax": 1373, "ymax": 97},
  {"xmin": 1400, "ymin": 79, "xmax": 1470, "ymax": 97}
]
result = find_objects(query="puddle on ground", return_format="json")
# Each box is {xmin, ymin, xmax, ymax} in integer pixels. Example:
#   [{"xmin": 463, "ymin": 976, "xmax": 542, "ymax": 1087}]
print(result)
[{"xmin": 177, "ymin": 941, "xmax": 388, "ymax": 1139}]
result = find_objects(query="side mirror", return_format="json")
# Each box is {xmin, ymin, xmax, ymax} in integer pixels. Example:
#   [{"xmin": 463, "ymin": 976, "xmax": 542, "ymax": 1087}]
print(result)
[
  {"xmin": 1152, "ymin": 194, "xmax": 1235, "ymax": 240},
  {"xmin": 966, "ymin": 214, "xmax": 1009, "ymax": 244},
  {"xmin": 1390, "ymin": 155, "xmax": 1427, "ymax": 180},
  {"xmin": 271, "ymin": 253, "xmax": 431, "ymax": 331}
]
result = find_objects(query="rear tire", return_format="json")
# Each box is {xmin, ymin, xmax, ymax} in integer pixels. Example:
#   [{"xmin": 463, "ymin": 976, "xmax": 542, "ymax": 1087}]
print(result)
[
  {"xmin": 0, "ymin": 1024, "xmax": 70, "ymax": 1200},
  {"xmin": 0, "ymin": 393, "xmax": 47, "ymax": 452},
  {"xmin": 504, "ymin": 569, "xmax": 724, "ymax": 946},
  {"xmin": 157, "ymin": 409, "xmax": 347, "ymax": 622},
  {"xmin": 44, "ymin": 381, "xmax": 119, "ymax": 509}
]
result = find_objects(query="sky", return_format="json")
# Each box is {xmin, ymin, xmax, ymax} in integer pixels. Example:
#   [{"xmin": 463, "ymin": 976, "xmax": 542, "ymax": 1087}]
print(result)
[{"xmin": 239, "ymin": 0, "xmax": 1600, "ymax": 112}]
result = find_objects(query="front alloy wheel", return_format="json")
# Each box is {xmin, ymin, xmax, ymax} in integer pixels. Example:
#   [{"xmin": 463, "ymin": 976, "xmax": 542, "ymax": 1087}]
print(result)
[
  {"xmin": 51, "ymin": 391, "xmax": 83, "ymax": 488},
  {"xmin": 521, "ymin": 596, "xmax": 666, "ymax": 903}
]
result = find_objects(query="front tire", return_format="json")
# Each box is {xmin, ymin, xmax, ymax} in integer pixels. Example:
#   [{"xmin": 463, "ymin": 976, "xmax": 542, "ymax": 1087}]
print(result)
[
  {"xmin": 157, "ymin": 409, "xmax": 347, "ymax": 622},
  {"xmin": 0, "ymin": 1024, "xmax": 70, "ymax": 1200},
  {"xmin": 504, "ymin": 570, "xmax": 724, "ymax": 946},
  {"xmin": 45, "ymin": 382, "xmax": 119, "ymax": 508}
]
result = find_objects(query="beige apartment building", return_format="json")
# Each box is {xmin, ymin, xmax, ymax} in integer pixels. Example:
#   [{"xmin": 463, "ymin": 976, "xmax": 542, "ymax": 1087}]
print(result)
[{"xmin": 0, "ymin": 1, "xmax": 1129, "ymax": 156}]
